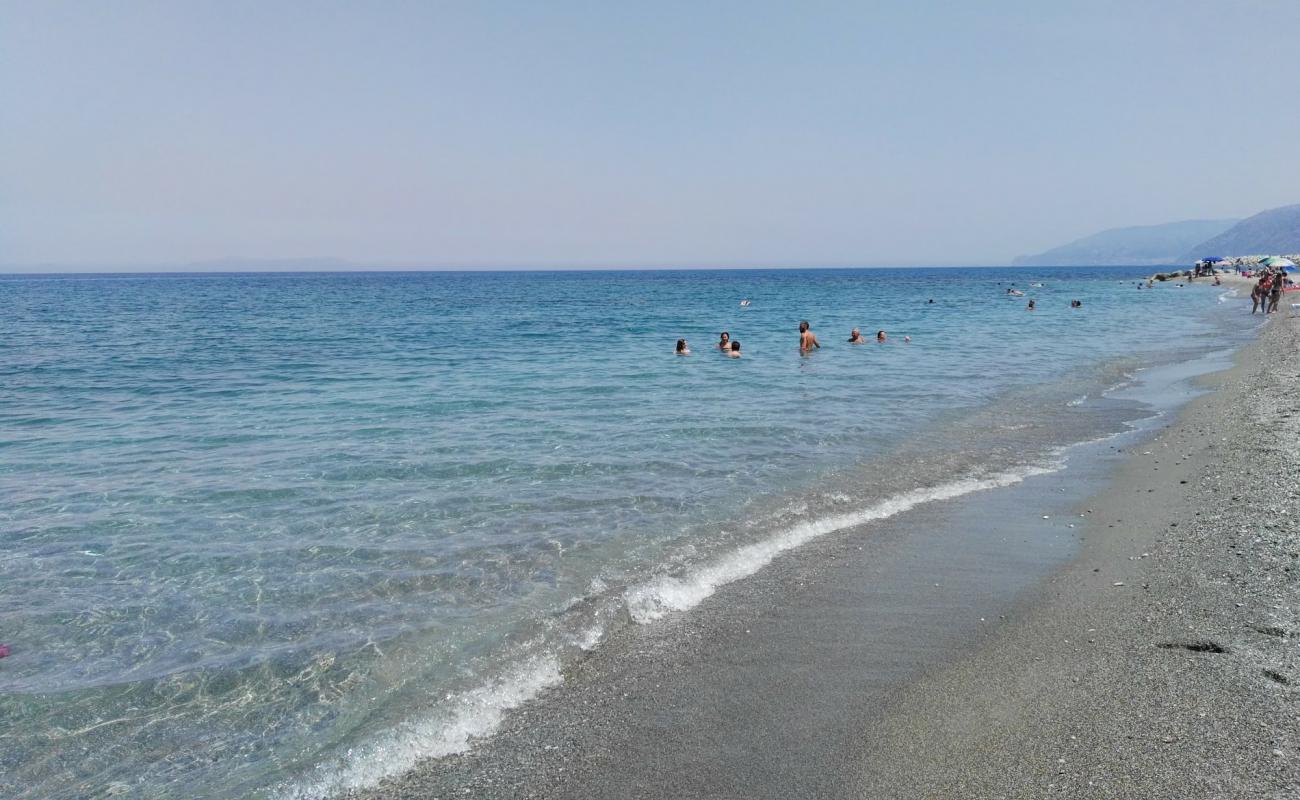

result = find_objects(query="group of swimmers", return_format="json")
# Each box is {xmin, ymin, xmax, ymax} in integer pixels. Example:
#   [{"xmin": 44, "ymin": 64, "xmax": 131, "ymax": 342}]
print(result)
[
  {"xmin": 675, "ymin": 322, "xmax": 908, "ymax": 357},
  {"xmin": 1006, "ymin": 287, "xmax": 1084, "ymax": 312},
  {"xmin": 676, "ymin": 332, "xmax": 742, "ymax": 356}
]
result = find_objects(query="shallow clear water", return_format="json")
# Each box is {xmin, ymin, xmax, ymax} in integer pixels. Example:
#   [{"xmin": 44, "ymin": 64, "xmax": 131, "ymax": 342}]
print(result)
[{"xmin": 0, "ymin": 267, "xmax": 1246, "ymax": 798}]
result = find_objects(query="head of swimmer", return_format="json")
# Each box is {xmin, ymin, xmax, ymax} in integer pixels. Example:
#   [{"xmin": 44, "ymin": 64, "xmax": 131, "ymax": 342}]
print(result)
[
  {"xmin": 676, "ymin": 339, "xmax": 688, "ymax": 353},
  {"xmin": 718, "ymin": 331, "xmax": 730, "ymax": 346},
  {"xmin": 799, "ymin": 321, "xmax": 809, "ymax": 333}
]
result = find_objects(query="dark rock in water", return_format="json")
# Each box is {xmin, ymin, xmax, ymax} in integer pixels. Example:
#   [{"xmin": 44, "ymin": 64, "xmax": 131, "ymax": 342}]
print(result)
[{"xmin": 1158, "ymin": 640, "xmax": 1228, "ymax": 654}]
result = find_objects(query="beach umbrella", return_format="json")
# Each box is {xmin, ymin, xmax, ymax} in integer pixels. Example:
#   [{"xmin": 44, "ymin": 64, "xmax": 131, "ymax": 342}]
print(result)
[{"xmin": 1261, "ymin": 256, "xmax": 1295, "ymax": 268}]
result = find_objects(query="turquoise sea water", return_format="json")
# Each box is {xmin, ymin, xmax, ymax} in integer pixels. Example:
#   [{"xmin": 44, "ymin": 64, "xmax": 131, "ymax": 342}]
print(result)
[{"xmin": 0, "ymin": 268, "xmax": 1248, "ymax": 798}]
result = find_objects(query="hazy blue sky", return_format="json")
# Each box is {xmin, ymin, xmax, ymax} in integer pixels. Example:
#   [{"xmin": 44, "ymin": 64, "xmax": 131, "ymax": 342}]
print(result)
[{"xmin": 4, "ymin": 1, "xmax": 1299, "ymax": 270}]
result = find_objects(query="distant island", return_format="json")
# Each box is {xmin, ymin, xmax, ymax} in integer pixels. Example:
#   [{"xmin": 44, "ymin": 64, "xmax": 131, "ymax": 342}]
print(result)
[{"xmin": 1013, "ymin": 219, "xmax": 1237, "ymax": 266}]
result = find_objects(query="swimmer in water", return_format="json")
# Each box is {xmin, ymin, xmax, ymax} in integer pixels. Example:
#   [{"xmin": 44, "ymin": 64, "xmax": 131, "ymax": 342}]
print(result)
[
  {"xmin": 848, "ymin": 328, "xmax": 866, "ymax": 344},
  {"xmin": 675, "ymin": 338, "xmax": 690, "ymax": 355},
  {"xmin": 903, "ymin": 335, "xmax": 911, "ymax": 343},
  {"xmin": 799, "ymin": 321, "xmax": 820, "ymax": 351},
  {"xmin": 739, "ymin": 299, "xmax": 751, "ymax": 307},
  {"xmin": 717, "ymin": 331, "xmax": 730, "ymax": 350},
  {"xmin": 1026, "ymin": 299, "xmax": 1035, "ymax": 311},
  {"xmin": 876, "ymin": 330, "xmax": 887, "ymax": 343},
  {"xmin": 727, "ymin": 340, "xmax": 742, "ymax": 358}
]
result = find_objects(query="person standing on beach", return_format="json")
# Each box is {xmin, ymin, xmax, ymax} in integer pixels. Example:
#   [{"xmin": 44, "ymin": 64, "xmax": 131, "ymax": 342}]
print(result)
[
  {"xmin": 799, "ymin": 321, "xmax": 820, "ymax": 351},
  {"xmin": 1251, "ymin": 280, "xmax": 1266, "ymax": 314},
  {"xmin": 1268, "ymin": 278, "xmax": 1284, "ymax": 313}
]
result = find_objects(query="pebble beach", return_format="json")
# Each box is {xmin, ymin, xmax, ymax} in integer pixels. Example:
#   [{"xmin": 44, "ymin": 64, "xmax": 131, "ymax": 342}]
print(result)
[{"xmin": 855, "ymin": 295, "xmax": 1300, "ymax": 797}]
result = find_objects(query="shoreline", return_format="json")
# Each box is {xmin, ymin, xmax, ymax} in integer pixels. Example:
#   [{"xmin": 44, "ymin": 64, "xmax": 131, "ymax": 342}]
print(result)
[
  {"xmin": 345, "ymin": 304, "xmax": 1294, "ymax": 799},
  {"xmin": 854, "ymin": 310, "xmax": 1300, "ymax": 797}
]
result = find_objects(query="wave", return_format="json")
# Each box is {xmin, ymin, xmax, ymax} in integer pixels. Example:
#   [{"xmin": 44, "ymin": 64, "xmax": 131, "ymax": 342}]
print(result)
[
  {"xmin": 276, "ymin": 456, "xmax": 1070, "ymax": 799},
  {"xmin": 622, "ymin": 461, "xmax": 1060, "ymax": 623},
  {"xmin": 278, "ymin": 654, "xmax": 563, "ymax": 800}
]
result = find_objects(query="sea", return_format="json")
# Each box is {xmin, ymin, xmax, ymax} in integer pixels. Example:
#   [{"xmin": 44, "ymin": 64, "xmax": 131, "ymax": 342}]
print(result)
[{"xmin": 0, "ymin": 267, "xmax": 1253, "ymax": 799}]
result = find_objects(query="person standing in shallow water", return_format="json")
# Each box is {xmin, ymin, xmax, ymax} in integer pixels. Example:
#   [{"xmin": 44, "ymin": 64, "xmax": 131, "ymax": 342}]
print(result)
[
  {"xmin": 848, "ymin": 329, "xmax": 866, "ymax": 343},
  {"xmin": 799, "ymin": 321, "xmax": 820, "ymax": 352},
  {"xmin": 727, "ymin": 341, "xmax": 742, "ymax": 358}
]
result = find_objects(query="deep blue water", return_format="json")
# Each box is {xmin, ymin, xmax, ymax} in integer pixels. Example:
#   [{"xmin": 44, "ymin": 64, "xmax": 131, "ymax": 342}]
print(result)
[{"xmin": 0, "ymin": 267, "xmax": 1247, "ymax": 798}]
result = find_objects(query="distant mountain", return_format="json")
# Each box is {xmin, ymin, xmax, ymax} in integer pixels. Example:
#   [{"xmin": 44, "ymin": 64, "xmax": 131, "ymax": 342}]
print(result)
[
  {"xmin": 1014, "ymin": 219, "xmax": 1239, "ymax": 266},
  {"xmin": 1180, "ymin": 204, "xmax": 1300, "ymax": 262}
]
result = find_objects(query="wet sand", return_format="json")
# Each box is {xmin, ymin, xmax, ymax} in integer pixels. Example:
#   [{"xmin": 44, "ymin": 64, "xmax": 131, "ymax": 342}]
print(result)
[{"xmin": 356, "ymin": 313, "xmax": 1298, "ymax": 800}]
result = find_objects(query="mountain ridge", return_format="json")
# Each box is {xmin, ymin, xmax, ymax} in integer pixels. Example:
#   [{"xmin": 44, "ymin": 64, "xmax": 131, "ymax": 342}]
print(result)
[
  {"xmin": 1180, "ymin": 204, "xmax": 1300, "ymax": 262},
  {"xmin": 1014, "ymin": 219, "xmax": 1238, "ymax": 266}
]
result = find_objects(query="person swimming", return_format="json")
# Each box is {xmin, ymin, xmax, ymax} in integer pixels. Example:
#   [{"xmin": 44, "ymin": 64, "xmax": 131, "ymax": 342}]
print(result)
[
  {"xmin": 903, "ymin": 335, "xmax": 911, "ymax": 343},
  {"xmin": 848, "ymin": 328, "xmax": 866, "ymax": 343},
  {"xmin": 1070, "ymin": 299, "xmax": 1082, "ymax": 308},
  {"xmin": 675, "ymin": 338, "xmax": 690, "ymax": 355},
  {"xmin": 876, "ymin": 330, "xmax": 887, "ymax": 343},
  {"xmin": 1026, "ymin": 299, "xmax": 1035, "ymax": 311},
  {"xmin": 717, "ymin": 331, "xmax": 730, "ymax": 350},
  {"xmin": 799, "ymin": 321, "xmax": 820, "ymax": 351},
  {"xmin": 727, "ymin": 340, "xmax": 742, "ymax": 357}
]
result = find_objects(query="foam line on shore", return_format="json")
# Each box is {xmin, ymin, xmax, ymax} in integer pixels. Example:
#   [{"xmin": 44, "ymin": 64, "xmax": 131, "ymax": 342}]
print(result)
[
  {"xmin": 278, "ymin": 460, "xmax": 1067, "ymax": 800},
  {"xmin": 623, "ymin": 460, "xmax": 1062, "ymax": 624},
  {"xmin": 279, "ymin": 655, "xmax": 563, "ymax": 800},
  {"xmin": 284, "ymin": 415, "xmax": 1177, "ymax": 800}
]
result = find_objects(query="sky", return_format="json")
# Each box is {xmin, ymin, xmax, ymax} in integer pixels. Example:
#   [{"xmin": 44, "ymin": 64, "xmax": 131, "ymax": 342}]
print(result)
[{"xmin": 3, "ymin": 0, "xmax": 1300, "ymax": 270}]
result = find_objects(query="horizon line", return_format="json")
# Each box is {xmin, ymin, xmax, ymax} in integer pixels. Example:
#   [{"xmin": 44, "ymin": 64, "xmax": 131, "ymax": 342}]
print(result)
[{"xmin": 0, "ymin": 261, "xmax": 1187, "ymax": 276}]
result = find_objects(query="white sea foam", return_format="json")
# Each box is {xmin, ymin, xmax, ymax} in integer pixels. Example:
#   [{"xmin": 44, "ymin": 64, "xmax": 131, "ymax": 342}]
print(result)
[
  {"xmin": 279, "ymin": 654, "xmax": 563, "ymax": 800},
  {"xmin": 573, "ymin": 624, "xmax": 604, "ymax": 651},
  {"xmin": 281, "ymin": 454, "xmax": 1091, "ymax": 798},
  {"xmin": 1067, "ymin": 394, "xmax": 1088, "ymax": 407},
  {"xmin": 623, "ymin": 462, "xmax": 1060, "ymax": 624},
  {"xmin": 283, "ymin": 450, "xmax": 1107, "ymax": 797}
]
